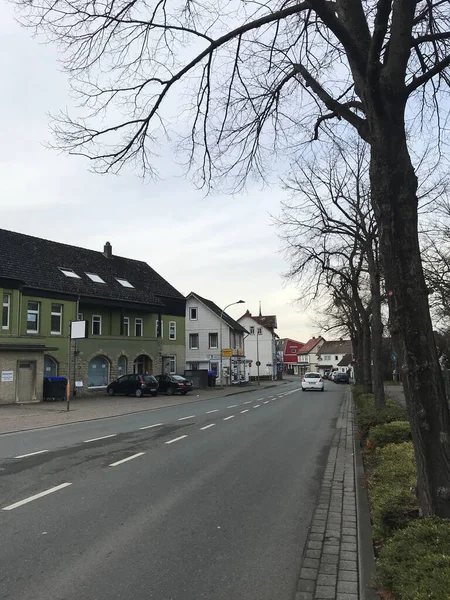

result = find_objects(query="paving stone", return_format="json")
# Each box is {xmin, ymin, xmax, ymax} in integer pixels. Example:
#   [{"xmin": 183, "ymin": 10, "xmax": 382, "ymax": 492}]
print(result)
[
  {"xmin": 339, "ymin": 559, "xmax": 357, "ymax": 571},
  {"xmin": 298, "ymin": 578, "xmax": 315, "ymax": 592},
  {"xmin": 309, "ymin": 533, "xmax": 324, "ymax": 542},
  {"xmin": 306, "ymin": 549, "xmax": 322, "ymax": 559},
  {"xmin": 340, "ymin": 550, "xmax": 357, "ymax": 561},
  {"xmin": 301, "ymin": 567, "xmax": 318, "ymax": 579},
  {"xmin": 328, "ymin": 511, "xmax": 341, "ymax": 519},
  {"xmin": 317, "ymin": 574, "xmax": 337, "ymax": 587},
  {"xmin": 341, "ymin": 542, "xmax": 357, "ymax": 552},
  {"xmin": 322, "ymin": 544, "xmax": 340, "ymax": 555},
  {"xmin": 308, "ymin": 541, "xmax": 323, "ymax": 551},
  {"xmin": 315, "ymin": 585, "xmax": 336, "ymax": 598},
  {"xmin": 295, "ymin": 593, "xmax": 313, "ymax": 600},
  {"xmin": 321, "ymin": 553, "xmax": 339, "ymax": 564},
  {"xmin": 342, "ymin": 527, "xmax": 357, "ymax": 536},
  {"xmin": 339, "ymin": 569, "xmax": 357, "ymax": 582},
  {"xmin": 311, "ymin": 526, "xmax": 326, "ymax": 534},
  {"xmin": 336, "ymin": 594, "xmax": 358, "ymax": 600},
  {"xmin": 342, "ymin": 535, "xmax": 357, "ymax": 544},
  {"xmin": 319, "ymin": 562, "xmax": 338, "ymax": 575},
  {"xmin": 303, "ymin": 557, "xmax": 320, "ymax": 569},
  {"xmin": 323, "ymin": 536, "xmax": 339, "ymax": 546},
  {"xmin": 337, "ymin": 580, "xmax": 358, "ymax": 594}
]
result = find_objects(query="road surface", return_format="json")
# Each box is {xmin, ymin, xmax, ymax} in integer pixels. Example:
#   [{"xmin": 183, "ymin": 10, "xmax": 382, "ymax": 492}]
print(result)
[{"xmin": 0, "ymin": 380, "xmax": 345, "ymax": 600}]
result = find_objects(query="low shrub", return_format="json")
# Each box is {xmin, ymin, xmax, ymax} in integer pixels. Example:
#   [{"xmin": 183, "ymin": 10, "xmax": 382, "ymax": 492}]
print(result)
[
  {"xmin": 376, "ymin": 517, "xmax": 450, "ymax": 600},
  {"xmin": 368, "ymin": 442, "xmax": 418, "ymax": 541},
  {"xmin": 352, "ymin": 385, "xmax": 365, "ymax": 402},
  {"xmin": 355, "ymin": 394, "xmax": 409, "ymax": 438},
  {"xmin": 367, "ymin": 421, "xmax": 411, "ymax": 451}
]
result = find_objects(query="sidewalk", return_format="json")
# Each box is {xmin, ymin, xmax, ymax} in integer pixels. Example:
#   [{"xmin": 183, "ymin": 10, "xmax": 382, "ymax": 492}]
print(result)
[
  {"xmin": 0, "ymin": 379, "xmax": 289, "ymax": 434},
  {"xmin": 295, "ymin": 391, "xmax": 374, "ymax": 600},
  {"xmin": 384, "ymin": 384, "xmax": 406, "ymax": 407}
]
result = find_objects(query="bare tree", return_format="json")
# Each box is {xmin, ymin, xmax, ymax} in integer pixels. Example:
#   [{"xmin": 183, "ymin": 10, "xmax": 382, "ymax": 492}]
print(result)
[
  {"xmin": 17, "ymin": 0, "xmax": 450, "ymax": 516},
  {"xmin": 277, "ymin": 143, "xmax": 386, "ymax": 406}
]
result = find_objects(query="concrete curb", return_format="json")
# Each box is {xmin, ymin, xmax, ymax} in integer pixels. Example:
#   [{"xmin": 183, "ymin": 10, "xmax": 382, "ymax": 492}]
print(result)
[
  {"xmin": 354, "ymin": 418, "xmax": 380, "ymax": 599},
  {"xmin": 0, "ymin": 380, "xmax": 289, "ymax": 436}
]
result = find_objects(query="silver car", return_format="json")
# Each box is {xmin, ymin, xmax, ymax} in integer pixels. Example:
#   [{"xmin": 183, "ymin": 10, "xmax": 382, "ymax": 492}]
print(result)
[{"xmin": 302, "ymin": 372, "xmax": 324, "ymax": 392}]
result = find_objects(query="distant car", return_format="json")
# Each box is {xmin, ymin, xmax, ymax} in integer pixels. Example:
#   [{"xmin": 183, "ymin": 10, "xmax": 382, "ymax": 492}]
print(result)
[
  {"xmin": 106, "ymin": 374, "xmax": 159, "ymax": 397},
  {"xmin": 334, "ymin": 372, "xmax": 350, "ymax": 384},
  {"xmin": 302, "ymin": 372, "xmax": 324, "ymax": 392},
  {"xmin": 155, "ymin": 374, "xmax": 194, "ymax": 396}
]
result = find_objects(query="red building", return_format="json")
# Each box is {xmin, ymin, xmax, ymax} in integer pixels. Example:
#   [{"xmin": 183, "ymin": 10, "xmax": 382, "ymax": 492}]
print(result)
[{"xmin": 276, "ymin": 338, "xmax": 305, "ymax": 374}]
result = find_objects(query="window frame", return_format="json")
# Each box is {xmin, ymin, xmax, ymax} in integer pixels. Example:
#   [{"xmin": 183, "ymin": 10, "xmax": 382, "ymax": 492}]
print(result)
[
  {"xmin": 59, "ymin": 267, "xmax": 81, "ymax": 279},
  {"xmin": 123, "ymin": 316, "xmax": 130, "ymax": 336},
  {"xmin": 189, "ymin": 333, "xmax": 199, "ymax": 350},
  {"xmin": 169, "ymin": 321, "xmax": 176, "ymax": 341},
  {"xmin": 189, "ymin": 307, "xmax": 198, "ymax": 321},
  {"xmin": 169, "ymin": 355, "xmax": 176, "ymax": 374},
  {"xmin": 155, "ymin": 318, "xmax": 163, "ymax": 338},
  {"xmin": 92, "ymin": 315, "xmax": 102, "ymax": 335},
  {"xmin": 26, "ymin": 301, "xmax": 40, "ymax": 334},
  {"xmin": 115, "ymin": 277, "xmax": 134, "ymax": 288},
  {"xmin": 2, "ymin": 293, "xmax": 10, "ymax": 330},
  {"xmin": 85, "ymin": 272, "xmax": 106, "ymax": 284},
  {"xmin": 208, "ymin": 332, "xmax": 218, "ymax": 349},
  {"xmin": 257, "ymin": 327, "xmax": 262, "ymax": 335},
  {"xmin": 135, "ymin": 317, "xmax": 143, "ymax": 337},
  {"xmin": 250, "ymin": 325, "xmax": 255, "ymax": 335},
  {"xmin": 50, "ymin": 303, "xmax": 63, "ymax": 335}
]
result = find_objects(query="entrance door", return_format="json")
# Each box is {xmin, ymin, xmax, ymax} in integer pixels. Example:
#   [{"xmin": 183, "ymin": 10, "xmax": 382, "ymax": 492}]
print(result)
[
  {"xmin": 16, "ymin": 360, "xmax": 36, "ymax": 403},
  {"xmin": 133, "ymin": 355, "xmax": 152, "ymax": 375}
]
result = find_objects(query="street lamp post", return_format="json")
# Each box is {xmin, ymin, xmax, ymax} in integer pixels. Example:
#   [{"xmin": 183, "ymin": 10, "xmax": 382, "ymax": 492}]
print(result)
[{"xmin": 219, "ymin": 300, "xmax": 245, "ymax": 387}]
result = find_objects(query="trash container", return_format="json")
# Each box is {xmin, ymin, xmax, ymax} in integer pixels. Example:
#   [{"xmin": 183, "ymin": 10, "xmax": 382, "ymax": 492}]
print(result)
[
  {"xmin": 207, "ymin": 371, "xmax": 216, "ymax": 388},
  {"xmin": 43, "ymin": 377, "xmax": 68, "ymax": 401}
]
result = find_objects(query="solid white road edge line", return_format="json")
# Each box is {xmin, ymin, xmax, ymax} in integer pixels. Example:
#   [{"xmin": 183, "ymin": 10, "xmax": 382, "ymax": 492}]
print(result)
[
  {"xmin": 109, "ymin": 452, "xmax": 145, "ymax": 467},
  {"xmin": 206, "ymin": 409, "xmax": 219, "ymax": 414},
  {"xmin": 200, "ymin": 424, "xmax": 215, "ymax": 430},
  {"xmin": 165, "ymin": 435, "xmax": 188, "ymax": 445},
  {"xmin": 223, "ymin": 415, "xmax": 235, "ymax": 420},
  {"xmin": 139, "ymin": 423, "xmax": 163, "ymax": 430},
  {"xmin": 2, "ymin": 483, "xmax": 72, "ymax": 511},
  {"xmin": 14, "ymin": 450, "xmax": 49, "ymax": 459},
  {"xmin": 83, "ymin": 434, "xmax": 116, "ymax": 443},
  {"xmin": 240, "ymin": 409, "xmax": 249, "ymax": 413},
  {"xmin": 178, "ymin": 415, "xmax": 195, "ymax": 421}
]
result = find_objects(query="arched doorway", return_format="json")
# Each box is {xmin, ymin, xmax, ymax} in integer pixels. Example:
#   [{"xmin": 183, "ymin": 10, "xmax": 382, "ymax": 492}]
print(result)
[
  {"xmin": 44, "ymin": 355, "xmax": 58, "ymax": 377},
  {"xmin": 133, "ymin": 355, "xmax": 152, "ymax": 375},
  {"xmin": 88, "ymin": 356, "xmax": 110, "ymax": 387},
  {"xmin": 117, "ymin": 355, "xmax": 128, "ymax": 377}
]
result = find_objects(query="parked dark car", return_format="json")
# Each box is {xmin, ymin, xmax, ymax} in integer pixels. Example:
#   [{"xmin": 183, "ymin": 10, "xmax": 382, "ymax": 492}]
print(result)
[
  {"xmin": 155, "ymin": 374, "xmax": 194, "ymax": 395},
  {"xmin": 334, "ymin": 372, "xmax": 350, "ymax": 384},
  {"xmin": 106, "ymin": 374, "xmax": 159, "ymax": 397}
]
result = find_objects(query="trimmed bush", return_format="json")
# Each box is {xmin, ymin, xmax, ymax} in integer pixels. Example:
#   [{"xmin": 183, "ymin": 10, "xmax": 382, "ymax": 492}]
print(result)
[
  {"xmin": 368, "ymin": 442, "xmax": 418, "ymax": 541},
  {"xmin": 367, "ymin": 421, "xmax": 411, "ymax": 450},
  {"xmin": 376, "ymin": 517, "xmax": 450, "ymax": 600},
  {"xmin": 352, "ymin": 385, "xmax": 365, "ymax": 402},
  {"xmin": 355, "ymin": 393, "xmax": 409, "ymax": 437}
]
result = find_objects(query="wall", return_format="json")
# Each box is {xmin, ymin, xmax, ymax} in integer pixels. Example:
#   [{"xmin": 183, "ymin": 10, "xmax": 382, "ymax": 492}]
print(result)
[
  {"xmin": 186, "ymin": 296, "xmax": 227, "ymax": 366},
  {"xmin": 0, "ymin": 351, "xmax": 44, "ymax": 404}
]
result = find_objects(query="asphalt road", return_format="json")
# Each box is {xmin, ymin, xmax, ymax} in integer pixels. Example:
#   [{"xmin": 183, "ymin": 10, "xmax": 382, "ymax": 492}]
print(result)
[{"xmin": 0, "ymin": 381, "xmax": 345, "ymax": 600}]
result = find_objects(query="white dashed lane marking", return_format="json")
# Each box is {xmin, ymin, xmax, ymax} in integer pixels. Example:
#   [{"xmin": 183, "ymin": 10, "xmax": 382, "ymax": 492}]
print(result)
[
  {"xmin": 2, "ymin": 483, "xmax": 72, "ymax": 511},
  {"xmin": 109, "ymin": 452, "xmax": 145, "ymax": 467},
  {"xmin": 223, "ymin": 415, "xmax": 235, "ymax": 421},
  {"xmin": 243, "ymin": 401, "xmax": 252, "ymax": 405},
  {"xmin": 178, "ymin": 415, "xmax": 195, "ymax": 421},
  {"xmin": 165, "ymin": 435, "xmax": 188, "ymax": 445},
  {"xmin": 240, "ymin": 409, "xmax": 249, "ymax": 413},
  {"xmin": 253, "ymin": 405, "xmax": 260, "ymax": 408},
  {"xmin": 227, "ymin": 405, "xmax": 238, "ymax": 408},
  {"xmin": 263, "ymin": 401, "xmax": 270, "ymax": 404},
  {"xmin": 15, "ymin": 450, "xmax": 49, "ymax": 459},
  {"xmin": 140, "ymin": 423, "xmax": 163, "ymax": 430},
  {"xmin": 206, "ymin": 409, "xmax": 219, "ymax": 414},
  {"xmin": 200, "ymin": 424, "xmax": 215, "ymax": 430},
  {"xmin": 84, "ymin": 434, "xmax": 116, "ymax": 443}
]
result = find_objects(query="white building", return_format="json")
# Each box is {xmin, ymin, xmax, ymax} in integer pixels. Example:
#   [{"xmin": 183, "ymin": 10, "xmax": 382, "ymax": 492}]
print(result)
[
  {"xmin": 237, "ymin": 310, "xmax": 278, "ymax": 380},
  {"xmin": 316, "ymin": 340, "xmax": 353, "ymax": 377},
  {"xmin": 297, "ymin": 337, "xmax": 326, "ymax": 376},
  {"xmin": 185, "ymin": 292, "xmax": 248, "ymax": 383}
]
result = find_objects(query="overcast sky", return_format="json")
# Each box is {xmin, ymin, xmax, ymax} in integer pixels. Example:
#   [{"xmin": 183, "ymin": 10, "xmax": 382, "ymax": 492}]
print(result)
[{"xmin": 0, "ymin": 3, "xmax": 324, "ymax": 342}]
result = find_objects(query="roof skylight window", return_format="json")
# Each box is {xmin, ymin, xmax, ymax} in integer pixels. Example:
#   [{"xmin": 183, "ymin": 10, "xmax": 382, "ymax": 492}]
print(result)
[
  {"xmin": 86, "ymin": 273, "xmax": 106, "ymax": 284},
  {"xmin": 116, "ymin": 277, "xmax": 134, "ymax": 288},
  {"xmin": 59, "ymin": 268, "xmax": 81, "ymax": 279}
]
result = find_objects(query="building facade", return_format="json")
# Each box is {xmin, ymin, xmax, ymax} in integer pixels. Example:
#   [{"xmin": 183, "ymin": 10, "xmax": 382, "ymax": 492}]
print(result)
[
  {"xmin": 185, "ymin": 293, "xmax": 248, "ymax": 384},
  {"xmin": 297, "ymin": 337, "xmax": 326, "ymax": 376},
  {"xmin": 0, "ymin": 229, "xmax": 185, "ymax": 404},
  {"xmin": 277, "ymin": 338, "xmax": 305, "ymax": 375},
  {"xmin": 317, "ymin": 340, "xmax": 353, "ymax": 377},
  {"xmin": 238, "ymin": 310, "xmax": 278, "ymax": 380}
]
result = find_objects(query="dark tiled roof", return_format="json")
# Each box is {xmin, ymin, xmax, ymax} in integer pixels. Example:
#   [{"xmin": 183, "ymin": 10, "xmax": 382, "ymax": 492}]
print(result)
[
  {"xmin": 337, "ymin": 353, "xmax": 353, "ymax": 367},
  {"xmin": 0, "ymin": 228, "xmax": 184, "ymax": 307},
  {"xmin": 239, "ymin": 310, "xmax": 277, "ymax": 331},
  {"xmin": 189, "ymin": 293, "xmax": 248, "ymax": 334},
  {"xmin": 319, "ymin": 340, "xmax": 353, "ymax": 355},
  {"xmin": 299, "ymin": 337, "xmax": 324, "ymax": 354}
]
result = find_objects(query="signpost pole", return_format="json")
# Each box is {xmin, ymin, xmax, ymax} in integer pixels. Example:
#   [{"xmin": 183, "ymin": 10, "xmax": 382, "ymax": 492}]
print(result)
[
  {"xmin": 256, "ymin": 330, "xmax": 260, "ymax": 386},
  {"xmin": 67, "ymin": 321, "xmax": 72, "ymax": 412}
]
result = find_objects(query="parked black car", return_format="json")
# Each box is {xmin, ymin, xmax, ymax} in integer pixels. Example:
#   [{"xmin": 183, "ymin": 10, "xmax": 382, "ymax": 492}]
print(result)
[
  {"xmin": 106, "ymin": 374, "xmax": 159, "ymax": 397},
  {"xmin": 334, "ymin": 372, "xmax": 350, "ymax": 384},
  {"xmin": 155, "ymin": 374, "xmax": 194, "ymax": 395}
]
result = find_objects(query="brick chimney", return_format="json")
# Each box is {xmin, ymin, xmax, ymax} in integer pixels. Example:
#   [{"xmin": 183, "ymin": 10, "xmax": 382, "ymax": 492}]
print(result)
[{"xmin": 104, "ymin": 241, "xmax": 112, "ymax": 258}]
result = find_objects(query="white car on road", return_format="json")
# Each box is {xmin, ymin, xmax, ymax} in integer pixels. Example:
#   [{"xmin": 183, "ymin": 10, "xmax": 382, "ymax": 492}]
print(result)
[{"xmin": 302, "ymin": 372, "xmax": 324, "ymax": 392}]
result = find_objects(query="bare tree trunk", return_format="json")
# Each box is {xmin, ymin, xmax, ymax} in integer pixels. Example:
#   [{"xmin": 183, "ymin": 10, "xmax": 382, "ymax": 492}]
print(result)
[
  {"xmin": 370, "ymin": 117, "xmax": 450, "ymax": 518},
  {"xmin": 351, "ymin": 330, "xmax": 364, "ymax": 386},
  {"xmin": 362, "ymin": 316, "xmax": 372, "ymax": 394},
  {"xmin": 368, "ymin": 256, "xmax": 386, "ymax": 408}
]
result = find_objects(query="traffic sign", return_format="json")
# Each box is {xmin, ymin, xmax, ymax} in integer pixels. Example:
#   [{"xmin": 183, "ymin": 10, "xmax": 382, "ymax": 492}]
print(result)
[
  {"xmin": 256, "ymin": 361, "xmax": 261, "ymax": 366},
  {"xmin": 222, "ymin": 349, "xmax": 233, "ymax": 357},
  {"xmin": 391, "ymin": 353, "xmax": 397, "ymax": 361}
]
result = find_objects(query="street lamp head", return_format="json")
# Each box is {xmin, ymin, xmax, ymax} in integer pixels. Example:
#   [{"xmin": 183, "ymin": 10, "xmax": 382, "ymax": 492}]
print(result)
[{"xmin": 237, "ymin": 300, "xmax": 245, "ymax": 304}]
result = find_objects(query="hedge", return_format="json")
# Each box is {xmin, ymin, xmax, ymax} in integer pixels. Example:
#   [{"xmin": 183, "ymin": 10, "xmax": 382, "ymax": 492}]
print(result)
[
  {"xmin": 376, "ymin": 517, "xmax": 450, "ymax": 600},
  {"xmin": 367, "ymin": 421, "xmax": 411, "ymax": 451},
  {"xmin": 353, "ymin": 392, "xmax": 409, "ymax": 437},
  {"xmin": 367, "ymin": 442, "xmax": 418, "ymax": 541}
]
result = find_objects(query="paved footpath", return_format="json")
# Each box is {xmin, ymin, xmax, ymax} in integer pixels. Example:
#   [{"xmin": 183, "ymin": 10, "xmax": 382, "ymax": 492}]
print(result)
[
  {"xmin": 296, "ymin": 392, "xmax": 359, "ymax": 600},
  {"xmin": 0, "ymin": 379, "xmax": 288, "ymax": 434}
]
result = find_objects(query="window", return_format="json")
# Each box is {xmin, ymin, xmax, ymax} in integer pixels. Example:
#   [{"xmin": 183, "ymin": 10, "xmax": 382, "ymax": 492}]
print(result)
[
  {"xmin": 292, "ymin": 347, "xmax": 297, "ymax": 353},
  {"xmin": 51, "ymin": 303, "xmax": 63, "ymax": 334},
  {"xmin": 117, "ymin": 355, "xmax": 127, "ymax": 376},
  {"xmin": 324, "ymin": 355, "xmax": 331, "ymax": 361},
  {"xmin": 335, "ymin": 355, "xmax": 338, "ymax": 361},
  {"xmin": 116, "ymin": 278, "xmax": 134, "ymax": 288},
  {"xmin": 86, "ymin": 273, "xmax": 106, "ymax": 284},
  {"xmin": 123, "ymin": 317, "xmax": 130, "ymax": 336},
  {"xmin": 190, "ymin": 362, "xmax": 200, "ymax": 370},
  {"xmin": 257, "ymin": 327, "xmax": 262, "ymax": 335},
  {"xmin": 59, "ymin": 267, "xmax": 81, "ymax": 279},
  {"xmin": 27, "ymin": 301, "xmax": 40, "ymax": 333},
  {"xmin": 155, "ymin": 318, "xmax": 164, "ymax": 338},
  {"xmin": 44, "ymin": 355, "xmax": 58, "ymax": 377},
  {"xmin": 2, "ymin": 293, "xmax": 10, "ymax": 329},
  {"xmin": 250, "ymin": 326, "xmax": 255, "ymax": 335},
  {"xmin": 169, "ymin": 321, "xmax": 176, "ymax": 341},
  {"xmin": 189, "ymin": 307, "xmax": 198, "ymax": 320},
  {"xmin": 189, "ymin": 333, "xmax": 199, "ymax": 349},
  {"xmin": 135, "ymin": 318, "xmax": 143, "ymax": 337},
  {"xmin": 208, "ymin": 332, "xmax": 218, "ymax": 349},
  {"xmin": 88, "ymin": 356, "xmax": 110, "ymax": 387},
  {"xmin": 232, "ymin": 332, "xmax": 237, "ymax": 349},
  {"xmin": 92, "ymin": 315, "xmax": 102, "ymax": 335},
  {"xmin": 169, "ymin": 355, "xmax": 176, "ymax": 374}
]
